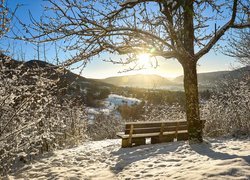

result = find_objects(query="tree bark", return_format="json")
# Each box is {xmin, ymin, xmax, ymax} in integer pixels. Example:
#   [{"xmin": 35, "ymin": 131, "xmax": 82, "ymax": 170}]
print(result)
[
  {"xmin": 182, "ymin": 61, "xmax": 203, "ymax": 143},
  {"xmin": 178, "ymin": 0, "xmax": 203, "ymax": 143}
]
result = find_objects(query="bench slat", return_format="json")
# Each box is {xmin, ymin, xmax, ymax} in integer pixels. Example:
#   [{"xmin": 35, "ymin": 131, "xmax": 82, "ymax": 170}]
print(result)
[
  {"xmin": 125, "ymin": 125, "xmax": 187, "ymax": 134},
  {"xmin": 125, "ymin": 121, "xmax": 187, "ymax": 129},
  {"xmin": 125, "ymin": 120, "xmax": 187, "ymax": 125},
  {"xmin": 117, "ymin": 132, "xmax": 160, "ymax": 139},
  {"xmin": 164, "ymin": 125, "xmax": 187, "ymax": 131},
  {"xmin": 117, "ymin": 130, "xmax": 188, "ymax": 139},
  {"xmin": 125, "ymin": 123, "xmax": 162, "ymax": 129},
  {"xmin": 125, "ymin": 127, "xmax": 161, "ymax": 134},
  {"xmin": 117, "ymin": 132, "xmax": 126, "ymax": 138}
]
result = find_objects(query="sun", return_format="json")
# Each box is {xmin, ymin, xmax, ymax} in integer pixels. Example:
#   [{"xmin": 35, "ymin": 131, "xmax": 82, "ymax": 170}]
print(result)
[{"xmin": 137, "ymin": 53, "xmax": 151, "ymax": 67}]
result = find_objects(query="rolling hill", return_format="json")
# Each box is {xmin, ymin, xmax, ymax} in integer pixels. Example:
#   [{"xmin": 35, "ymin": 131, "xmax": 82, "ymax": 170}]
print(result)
[
  {"xmin": 1, "ymin": 56, "xmax": 113, "ymax": 106},
  {"xmin": 2, "ymin": 53, "xmax": 248, "ymax": 92},
  {"xmin": 174, "ymin": 66, "xmax": 249, "ymax": 85},
  {"xmin": 97, "ymin": 66, "xmax": 249, "ymax": 90},
  {"xmin": 97, "ymin": 74, "xmax": 174, "ymax": 89}
]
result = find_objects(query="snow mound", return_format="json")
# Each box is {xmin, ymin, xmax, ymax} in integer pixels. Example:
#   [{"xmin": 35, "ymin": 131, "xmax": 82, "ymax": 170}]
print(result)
[{"xmin": 5, "ymin": 138, "xmax": 250, "ymax": 180}]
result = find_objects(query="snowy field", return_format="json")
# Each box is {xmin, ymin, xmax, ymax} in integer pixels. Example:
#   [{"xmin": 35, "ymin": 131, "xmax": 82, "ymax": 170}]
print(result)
[
  {"xmin": 87, "ymin": 94, "xmax": 141, "ymax": 124},
  {"xmin": 104, "ymin": 94, "xmax": 141, "ymax": 108},
  {"xmin": 4, "ymin": 138, "xmax": 250, "ymax": 180}
]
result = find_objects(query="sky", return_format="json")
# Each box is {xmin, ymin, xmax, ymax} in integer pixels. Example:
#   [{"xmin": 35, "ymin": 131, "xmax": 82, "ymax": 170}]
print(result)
[{"xmin": 2, "ymin": 0, "xmax": 242, "ymax": 79}]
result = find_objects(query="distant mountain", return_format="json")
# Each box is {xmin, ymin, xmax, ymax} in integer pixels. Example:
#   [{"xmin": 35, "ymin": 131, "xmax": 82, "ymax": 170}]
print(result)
[
  {"xmin": 97, "ymin": 66, "xmax": 249, "ymax": 90},
  {"xmin": 98, "ymin": 74, "xmax": 174, "ymax": 88},
  {"xmin": 2, "ymin": 58, "xmax": 112, "ymax": 87},
  {"xmin": 2, "ymin": 54, "xmax": 248, "ymax": 93},
  {"xmin": 174, "ymin": 66, "xmax": 249, "ymax": 85}
]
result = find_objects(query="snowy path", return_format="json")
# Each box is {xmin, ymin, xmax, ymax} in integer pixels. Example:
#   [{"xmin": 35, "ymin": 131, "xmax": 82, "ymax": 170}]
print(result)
[{"xmin": 5, "ymin": 138, "xmax": 250, "ymax": 180}]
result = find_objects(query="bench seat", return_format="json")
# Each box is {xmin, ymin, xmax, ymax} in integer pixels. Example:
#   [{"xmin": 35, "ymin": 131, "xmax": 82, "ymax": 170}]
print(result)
[{"xmin": 116, "ymin": 130, "xmax": 188, "ymax": 139}]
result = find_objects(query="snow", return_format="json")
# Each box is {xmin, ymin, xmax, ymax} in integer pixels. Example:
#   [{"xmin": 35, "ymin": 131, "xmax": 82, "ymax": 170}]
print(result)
[
  {"xmin": 104, "ymin": 94, "xmax": 141, "ymax": 108},
  {"xmin": 87, "ymin": 94, "xmax": 141, "ymax": 124},
  {"xmin": 4, "ymin": 138, "xmax": 250, "ymax": 180}
]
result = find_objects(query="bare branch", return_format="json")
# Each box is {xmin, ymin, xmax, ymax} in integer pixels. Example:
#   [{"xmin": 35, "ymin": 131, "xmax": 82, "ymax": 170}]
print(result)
[
  {"xmin": 231, "ymin": 23, "xmax": 250, "ymax": 28},
  {"xmin": 195, "ymin": 0, "xmax": 239, "ymax": 60}
]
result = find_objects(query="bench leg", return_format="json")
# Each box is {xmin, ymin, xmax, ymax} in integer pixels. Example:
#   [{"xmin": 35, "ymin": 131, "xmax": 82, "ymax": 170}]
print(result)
[
  {"xmin": 177, "ymin": 132, "xmax": 189, "ymax": 141},
  {"xmin": 161, "ymin": 134, "xmax": 175, "ymax": 142},
  {"xmin": 152, "ymin": 135, "xmax": 175, "ymax": 144},
  {"xmin": 121, "ymin": 138, "xmax": 131, "ymax": 148},
  {"xmin": 121, "ymin": 138, "xmax": 146, "ymax": 148},
  {"xmin": 132, "ymin": 138, "xmax": 146, "ymax": 146},
  {"xmin": 151, "ymin": 137, "xmax": 160, "ymax": 144}
]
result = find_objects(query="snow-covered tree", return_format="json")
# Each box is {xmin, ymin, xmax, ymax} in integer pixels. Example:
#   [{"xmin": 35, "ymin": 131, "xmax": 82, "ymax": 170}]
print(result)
[
  {"xmin": 87, "ymin": 113, "xmax": 124, "ymax": 140},
  {"xmin": 201, "ymin": 80, "xmax": 250, "ymax": 137},
  {"xmin": 142, "ymin": 103, "xmax": 185, "ymax": 122},
  {"xmin": 226, "ymin": 29, "xmax": 250, "ymax": 66},
  {"xmin": 0, "ymin": 57, "xmax": 88, "ymax": 175},
  {"xmin": 0, "ymin": 0, "xmax": 9, "ymax": 38}
]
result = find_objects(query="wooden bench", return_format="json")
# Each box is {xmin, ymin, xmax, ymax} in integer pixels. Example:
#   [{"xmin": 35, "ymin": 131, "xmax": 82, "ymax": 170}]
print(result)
[{"xmin": 117, "ymin": 120, "xmax": 205, "ymax": 148}]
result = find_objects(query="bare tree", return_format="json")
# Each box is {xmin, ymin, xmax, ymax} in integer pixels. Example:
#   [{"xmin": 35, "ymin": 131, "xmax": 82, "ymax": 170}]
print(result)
[
  {"xmin": 19, "ymin": 0, "xmax": 250, "ymax": 143},
  {"xmin": 0, "ymin": 0, "xmax": 9, "ymax": 39},
  {"xmin": 0, "ymin": 0, "xmax": 19, "ymax": 58},
  {"xmin": 225, "ymin": 29, "xmax": 250, "ymax": 66},
  {"xmin": 0, "ymin": 60, "xmax": 88, "ymax": 174},
  {"xmin": 0, "ymin": 0, "xmax": 18, "ymax": 40}
]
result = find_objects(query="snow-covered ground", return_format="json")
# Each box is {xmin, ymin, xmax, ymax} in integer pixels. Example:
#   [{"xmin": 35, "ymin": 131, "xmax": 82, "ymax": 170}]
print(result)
[{"xmin": 4, "ymin": 138, "xmax": 250, "ymax": 180}]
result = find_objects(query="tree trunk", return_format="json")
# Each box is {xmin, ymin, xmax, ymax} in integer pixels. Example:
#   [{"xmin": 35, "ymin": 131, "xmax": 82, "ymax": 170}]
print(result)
[
  {"xmin": 179, "ymin": 0, "xmax": 203, "ymax": 143},
  {"xmin": 182, "ymin": 61, "xmax": 203, "ymax": 143}
]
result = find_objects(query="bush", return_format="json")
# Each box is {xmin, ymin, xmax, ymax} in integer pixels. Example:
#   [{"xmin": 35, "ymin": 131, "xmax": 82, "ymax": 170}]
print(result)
[
  {"xmin": 87, "ymin": 114, "xmax": 124, "ymax": 140},
  {"xmin": 0, "ymin": 59, "xmax": 88, "ymax": 175},
  {"xmin": 201, "ymin": 80, "xmax": 250, "ymax": 137},
  {"xmin": 118, "ymin": 102, "xmax": 145, "ymax": 120},
  {"xmin": 118, "ymin": 101, "xmax": 185, "ymax": 122},
  {"xmin": 141, "ymin": 103, "xmax": 186, "ymax": 122}
]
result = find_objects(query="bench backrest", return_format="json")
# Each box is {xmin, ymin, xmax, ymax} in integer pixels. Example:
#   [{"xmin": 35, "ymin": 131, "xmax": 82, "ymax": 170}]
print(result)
[
  {"xmin": 125, "ymin": 121, "xmax": 188, "ymax": 135},
  {"xmin": 125, "ymin": 120, "xmax": 206, "ymax": 135}
]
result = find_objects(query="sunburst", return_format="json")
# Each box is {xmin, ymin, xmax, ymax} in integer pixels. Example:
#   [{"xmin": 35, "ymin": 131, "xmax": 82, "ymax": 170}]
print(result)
[{"xmin": 137, "ymin": 53, "xmax": 151, "ymax": 68}]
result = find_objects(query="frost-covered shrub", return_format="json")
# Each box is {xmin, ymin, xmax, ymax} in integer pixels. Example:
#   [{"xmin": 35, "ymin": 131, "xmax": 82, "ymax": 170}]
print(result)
[
  {"xmin": 201, "ymin": 80, "xmax": 250, "ymax": 137},
  {"xmin": 87, "ymin": 114, "xmax": 124, "ymax": 140},
  {"xmin": 0, "ymin": 58, "xmax": 88, "ymax": 174},
  {"xmin": 118, "ymin": 102, "xmax": 145, "ymax": 120},
  {"xmin": 118, "ymin": 101, "xmax": 185, "ymax": 122},
  {"xmin": 142, "ymin": 103, "xmax": 186, "ymax": 122}
]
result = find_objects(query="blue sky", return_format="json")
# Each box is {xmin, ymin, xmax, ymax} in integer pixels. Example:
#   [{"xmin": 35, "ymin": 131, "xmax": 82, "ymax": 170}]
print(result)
[{"xmin": 3, "ymin": 0, "xmax": 241, "ymax": 79}]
